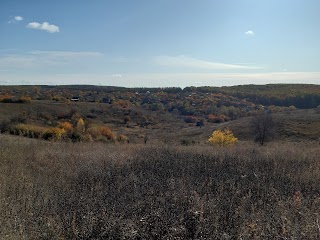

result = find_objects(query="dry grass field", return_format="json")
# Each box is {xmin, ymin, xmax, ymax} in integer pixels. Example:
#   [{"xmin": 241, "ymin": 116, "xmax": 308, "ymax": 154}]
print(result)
[
  {"xmin": 224, "ymin": 109, "xmax": 320, "ymax": 142},
  {"xmin": 1, "ymin": 134, "xmax": 320, "ymax": 239}
]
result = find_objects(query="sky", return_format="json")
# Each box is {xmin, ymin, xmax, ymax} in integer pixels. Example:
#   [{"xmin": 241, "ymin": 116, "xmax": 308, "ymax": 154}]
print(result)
[{"xmin": 0, "ymin": 0, "xmax": 320, "ymax": 87}]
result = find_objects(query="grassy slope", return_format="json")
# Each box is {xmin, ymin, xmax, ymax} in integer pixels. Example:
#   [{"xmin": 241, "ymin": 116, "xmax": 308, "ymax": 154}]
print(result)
[
  {"xmin": 224, "ymin": 109, "xmax": 320, "ymax": 141},
  {"xmin": 1, "ymin": 100, "xmax": 320, "ymax": 143},
  {"xmin": 1, "ymin": 134, "xmax": 320, "ymax": 239}
]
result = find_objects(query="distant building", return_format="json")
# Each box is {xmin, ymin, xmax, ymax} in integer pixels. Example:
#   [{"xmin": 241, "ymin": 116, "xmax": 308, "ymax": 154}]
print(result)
[{"xmin": 71, "ymin": 97, "xmax": 80, "ymax": 101}]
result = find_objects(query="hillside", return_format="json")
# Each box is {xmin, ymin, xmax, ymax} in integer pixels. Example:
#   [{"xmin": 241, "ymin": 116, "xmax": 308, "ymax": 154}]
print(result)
[
  {"xmin": 1, "ymin": 84, "xmax": 320, "ymax": 239},
  {"xmin": 224, "ymin": 109, "xmax": 320, "ymax": 142},
  {"xmin": 0, "ymin": 84, "xmax": 319, "ymax": 144}
]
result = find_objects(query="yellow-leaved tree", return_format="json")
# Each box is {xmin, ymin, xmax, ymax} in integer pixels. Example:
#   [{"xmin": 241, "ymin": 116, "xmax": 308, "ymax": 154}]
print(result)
[
  {"xmin": 76, "ymin": 118, "xmax": 85, "ymax": 132},
  {"xmin": 208, "ymin": 128, "xmax": 238, "ymax": 146}
]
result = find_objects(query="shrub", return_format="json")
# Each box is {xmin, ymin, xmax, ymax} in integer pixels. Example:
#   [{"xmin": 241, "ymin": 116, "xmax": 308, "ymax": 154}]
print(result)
[
  {"xmin": 118, "ymin": 134, "xmax": 129, "ymax": 143},
  {"xmin": 70, "ymin": 131, "xmax": 85, "ymax": 142},
  {"xmin": 18, "ymin": 96, "xmax": 32, "ymax": 103},
  {"xmin": 113, "ymin": 100, "xmax": 129, "ymax": 108},
  {"xmin": 76, "ymin": 118, "xmax": 85, "ymax": 132},
  {"xmin": 1, "ymin": 98, "xmax": 14, "ymax": 103},
  {"xmin": 87, "ymin": 126, "xmax": 116, "ymax": 142},
  {"xmin": 52, "ymin": 95, "xmax": 63, "ymax": 102},
  {"xmin": 100, "ymin": 126, "xmax": 116, "ymax": 141},
  {"xmin": 43, "ymin": 128, "xmax": 66, "ymax": 140},
  {"xmin": 0, "ymin": 95, "xmax": 31, "ymax": 103},
  {"xmin": 12, "ymin": 124, "xmax": 66, "ymax": 140},
  {"xmin": 288, "ymin": 105, "xmax": 297, "ymax": 111},
  {"xmin": 86, "ymin": 127, "xmax": 100, "ymax": 139},
  {"xmin": 86, "ymin": 113, "xmax": 97, "ymax": 119},
  {"xmin": 207, "ymin": 114, "xmax": 227, "ymax": 123},
  {"xmin": 0, "ymin": 120, "xmax": 12, "ymax": 133},
  {"xmin": 0, "ymin": 94, "xmax": 12, "ymax": 102},
  {"xmin": 207, "ymin": 114, "xmax": 215, "ymax": 122},
  {"xmin": 59, "ymin": 121, "xmax": 74, "ymax": 132},
  {"xmin": 181, "ymin": 139, "xmax": 196, "ymax": 146},
  {"xmin": 208, "ymin": 128, "xmax": 238, "ymax": 146},
  {"xmin": 11, "ymin": 124, "xmax": 46, "ymax": 138},
  {"xmin": 184, "ymin": 116, "xmax": 197, "ymax": 123}
]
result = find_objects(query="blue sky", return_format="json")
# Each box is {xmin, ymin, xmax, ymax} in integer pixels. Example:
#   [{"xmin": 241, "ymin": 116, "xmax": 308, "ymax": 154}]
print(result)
[{"xmin": 0, "ymin": 0, "xmax": 320, "ymax": 87}]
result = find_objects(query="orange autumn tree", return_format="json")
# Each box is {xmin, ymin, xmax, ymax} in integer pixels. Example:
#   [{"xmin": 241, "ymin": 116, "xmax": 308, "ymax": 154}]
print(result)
[{"xmin": 208, "ymin": 128, "xmax": 238, "ymax": 146}]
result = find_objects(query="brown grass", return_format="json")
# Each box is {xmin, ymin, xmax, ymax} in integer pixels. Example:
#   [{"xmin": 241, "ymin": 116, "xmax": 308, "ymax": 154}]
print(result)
[
  {"xmin": 224, "ymin": 109, "xmax": 320, "ymax": 142},
  {"xmin": 1, "ymin": 134, "xmax": 320, "ymax": 239}
]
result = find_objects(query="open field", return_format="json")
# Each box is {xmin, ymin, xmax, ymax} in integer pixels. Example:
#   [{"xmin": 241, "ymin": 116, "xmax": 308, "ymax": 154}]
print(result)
[{"xmin": 1, "ymin": 134, "xmax": 320, "ymax": 239}]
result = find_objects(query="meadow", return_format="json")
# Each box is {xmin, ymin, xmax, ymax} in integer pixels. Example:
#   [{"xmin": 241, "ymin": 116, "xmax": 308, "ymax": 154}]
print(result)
[{"xmin": 1, "ymin": 134, "xmax": 320, "ymax": 239}]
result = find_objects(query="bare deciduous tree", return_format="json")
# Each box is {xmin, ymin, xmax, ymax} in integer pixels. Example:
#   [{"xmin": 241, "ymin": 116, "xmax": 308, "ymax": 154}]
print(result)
[{"xmin": 251, "ymin": 112, "xmax": 274, "ymax": 145}]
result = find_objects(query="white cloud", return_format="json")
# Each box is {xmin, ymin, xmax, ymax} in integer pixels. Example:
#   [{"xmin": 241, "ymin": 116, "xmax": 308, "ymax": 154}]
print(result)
[
  {"xmin": 26, "ymin": 22, "xmax": 59, "ymax": 33},
  {"xmin": 8, "ymin": 16, "xmax": 23, "ymax": 23},
  {"xmin": 154, "ymin": 55, "xmax": 262, "ymax": 70},
  {"xmin": 245, "ymin": 30, "xmax": 254, "ymax": 36},
  {"xmin": 14, "ymin": 16, "xmax": 23, "ymax": 21}
]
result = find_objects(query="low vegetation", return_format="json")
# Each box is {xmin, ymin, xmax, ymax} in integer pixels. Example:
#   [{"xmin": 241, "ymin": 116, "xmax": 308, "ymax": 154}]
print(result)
[{"xmin": 1, "ymin": 135, "xmax": 319, "ymax": 239}]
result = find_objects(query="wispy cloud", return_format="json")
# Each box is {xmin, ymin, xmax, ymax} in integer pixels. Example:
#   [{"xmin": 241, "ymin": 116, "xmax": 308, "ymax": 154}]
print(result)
[
  {"xmin": 245, "ymin": 30, "xmax": 254, "ymax": 36},
  {"xmin": 154, "ymin": 55, "xmax": 262, "ymax": 70},
  {"xmin": 26, "ymin": 22, "xmax": 59, "ymax": 33},
  {"xmin": 29, "ymin": 51, "xmax": 103, "ymax": 58},
  {"xmin": 0, "ymin": 50, "xmax": 104, "ymax": 69},
  {"xmin": 0, "ymin": 55, "xmax": 35, "ymax": 68}
]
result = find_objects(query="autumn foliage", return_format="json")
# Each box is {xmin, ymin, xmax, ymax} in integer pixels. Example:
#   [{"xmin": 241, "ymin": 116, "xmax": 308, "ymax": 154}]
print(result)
[
  {"xmin": 59, "ymin": 121, "xmax": 74, "ymax": 132},
  {"xmin": 87, "ymin": 126, "xmax": 116, "ymax": 141},
  {"xmin": 7, "ymin": 117, "xmax": 122, "ymax": 143},
  {"xmin": 208, "ymin": 128, "xmax": 238, "ymax": 146},
  {"xmin": 11, "ymin": 124, "xmax": 65, "ymax": 140}
]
